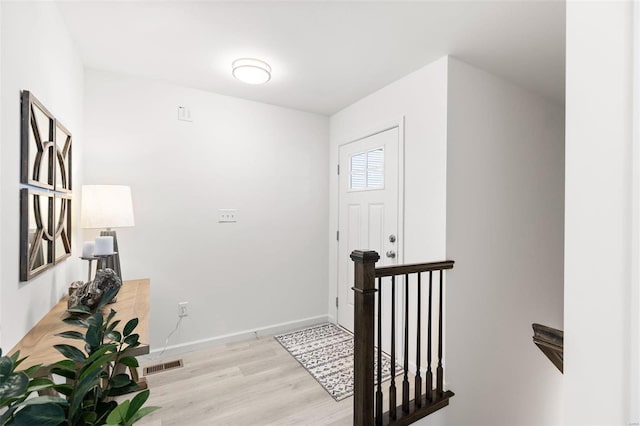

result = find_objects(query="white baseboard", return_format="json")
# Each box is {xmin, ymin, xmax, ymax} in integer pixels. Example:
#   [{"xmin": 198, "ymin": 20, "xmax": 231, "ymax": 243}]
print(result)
[{"xmin": 141, "ymin": 314, "xmax": 329, "ymax": 361}]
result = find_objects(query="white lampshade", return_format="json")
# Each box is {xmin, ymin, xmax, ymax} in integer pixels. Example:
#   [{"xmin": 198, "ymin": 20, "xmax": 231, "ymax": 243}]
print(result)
[{"xmin": 81, "ymin": 185, "xmax": 135, "ymax": 229}]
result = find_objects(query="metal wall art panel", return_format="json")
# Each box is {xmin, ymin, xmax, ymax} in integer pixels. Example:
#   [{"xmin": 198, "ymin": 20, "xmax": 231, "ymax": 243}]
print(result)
[{"xmin": 19, "ymin": 91, "xmax": 73, "ymax": 281}]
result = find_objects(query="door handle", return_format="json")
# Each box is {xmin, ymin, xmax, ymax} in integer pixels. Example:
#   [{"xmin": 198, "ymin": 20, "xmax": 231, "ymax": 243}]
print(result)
[{"xmin": 386, "ymin": 250, "xmax": 396, "ymax": 259}]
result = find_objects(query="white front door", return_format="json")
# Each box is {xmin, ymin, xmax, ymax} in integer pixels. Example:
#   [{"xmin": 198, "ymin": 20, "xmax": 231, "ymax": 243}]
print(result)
[{"xmin": 337, "ymin": 127, "xmax": 400, "ymax": 332}]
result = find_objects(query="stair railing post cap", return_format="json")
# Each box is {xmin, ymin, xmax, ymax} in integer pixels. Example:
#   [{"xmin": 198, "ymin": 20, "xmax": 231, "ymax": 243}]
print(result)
[{"xmin": 350, "ymin": 250, "xmax": 380, "ymax": 263}]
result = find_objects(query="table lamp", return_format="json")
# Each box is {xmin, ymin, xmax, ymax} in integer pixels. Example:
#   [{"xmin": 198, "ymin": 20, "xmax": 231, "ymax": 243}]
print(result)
[{"xmin": 81, "ymin": 185, "xmax": 135, "ymax": 281}]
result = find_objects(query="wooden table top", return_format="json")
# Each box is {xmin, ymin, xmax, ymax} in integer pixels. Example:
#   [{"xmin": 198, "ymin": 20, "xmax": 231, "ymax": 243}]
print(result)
[{"xmin": 9, "ymin": 279, "xmax": 150, "ymax": 374}]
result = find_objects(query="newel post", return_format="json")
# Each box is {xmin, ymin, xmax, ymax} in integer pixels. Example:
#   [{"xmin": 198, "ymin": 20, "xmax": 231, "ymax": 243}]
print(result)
[{"xmin": 351, "ymin": 250, "xmax": 380, "ymax": 426}]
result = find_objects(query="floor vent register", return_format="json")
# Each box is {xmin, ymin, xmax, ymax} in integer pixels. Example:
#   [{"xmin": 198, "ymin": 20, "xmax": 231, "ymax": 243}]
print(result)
[{"xmin": 143, "ymin": 359, "xmax": 184, "ymax": 376}]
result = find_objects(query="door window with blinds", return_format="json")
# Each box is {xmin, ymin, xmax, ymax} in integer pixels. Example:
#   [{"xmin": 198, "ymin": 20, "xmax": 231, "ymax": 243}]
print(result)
[{"xmin": 349, "ymin": 147, "xmax": 384, "ymax": 190}]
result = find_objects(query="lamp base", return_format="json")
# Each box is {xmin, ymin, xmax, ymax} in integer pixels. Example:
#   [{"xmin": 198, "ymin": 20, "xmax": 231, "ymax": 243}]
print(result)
[{"xmin": 100, "ymin": 229, "xmax": 122, "ymax": 281}]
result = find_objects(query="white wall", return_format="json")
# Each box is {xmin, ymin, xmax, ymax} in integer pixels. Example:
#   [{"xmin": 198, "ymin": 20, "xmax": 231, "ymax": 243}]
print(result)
[
  {"xmin": 565, "ymin": 1, "xmax": 634, "ymax": 425},
  {"xmin": 329, "ymin": 56, "xmax": 449, "ymax": 322},
  {"xmin": 0, "ymin": 2, "xmax": 84, "ymax": 350},
  {"xmin": 83, "ymin": 70, "xmax": 329, "ymax": 350},
  {"xmin": 443, "ymin": 57, "xmax": 564, "ymax": 426}
]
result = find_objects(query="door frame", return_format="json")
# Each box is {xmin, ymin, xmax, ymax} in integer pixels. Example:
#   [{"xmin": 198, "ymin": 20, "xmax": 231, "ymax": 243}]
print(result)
[{"xmin": 335, "ymin": 117, "xmax": 406, "ymax": 327}]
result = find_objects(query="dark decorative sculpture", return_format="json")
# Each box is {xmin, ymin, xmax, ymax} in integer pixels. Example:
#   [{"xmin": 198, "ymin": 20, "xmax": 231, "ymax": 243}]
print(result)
[{"xmin": 68, "ymin": 268, "xmax": 122, "ymax": 312}]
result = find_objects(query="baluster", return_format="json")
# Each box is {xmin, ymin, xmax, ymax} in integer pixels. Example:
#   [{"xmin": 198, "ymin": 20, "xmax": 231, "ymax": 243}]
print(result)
[
  {"xmin": 402, "ymin": 274, "xmax": 410, "ymax": 413},
  {"xmin": 415, "ymin": 273, "xmax": 422, "ymax": 407},
  {"xmin": 389, "ymin": 275, "xmax": 397, "ymax": 420},
  {"xmin": 426, "ymin": 271, "xmax": 433, "ymax": 403},
  {"xmin": 436, "ymin": 270, "xmax": 444, "ymax": 399},
  {"xmin": 376, "ymin": 277, "xmax": 383, "ymax": 425}
]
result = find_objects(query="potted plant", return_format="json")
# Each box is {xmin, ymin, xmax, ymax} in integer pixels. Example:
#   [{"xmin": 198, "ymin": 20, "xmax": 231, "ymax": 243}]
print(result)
[{"xmin": 0, "ymin": 290, "xmax": 159, "ymax": 425}]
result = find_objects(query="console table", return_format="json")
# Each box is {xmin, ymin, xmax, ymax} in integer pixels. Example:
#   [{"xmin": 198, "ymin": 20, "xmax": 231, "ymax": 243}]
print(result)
[{"xmin": 9, "ymin": 279, "xmax": 150, "ymax": 388}]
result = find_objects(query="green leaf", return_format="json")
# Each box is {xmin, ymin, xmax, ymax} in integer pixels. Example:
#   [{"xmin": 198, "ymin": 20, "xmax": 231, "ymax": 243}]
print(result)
[
  {"xmin": 0, "ymin": 371, "xmax": 28, "ymax": 401},
  {"xmin": 55, "ymin": 330, "xmax": 85, "ymax": 340},
  {"xmin": 85, "ymin": 324, "xmax": 102, "ymax": 348},
  {"xmin": 117, "ymin": 357, "xmax": 139, "ymax": 368},
  {"xmin": 129, "ymin": 406, "xmax": 161, "ymax": 424},
  {"xmin": 50, "ymin": 367, "xmax": 76, "ymax": 380},
  {"xmin": 123, "ymin": 334, "xmax": 139, "ymax": 346},
  {"xmin": 106, "ymin": 320, "xmax": 121, "ymax": 334},
  {"xmin": 20, "ymin": 364, "xmax": 42, "ymax": 378},
  {"xmin": 106, "ymin": 400, "xmax": 129, "ymax": 425},
  {"xmin": 98, "ymin": 287, "xmax": 120, "ymax": 309},
  {"xmin": 106, "ymin": 309, "xmax": 117, "ymax": 325},
  {"xmin": 53, "ymin": 383, "xmax": 73, "ymax": 396},
  {"xmin": 26, "ymin": 377, "xmax": 54, "ymax": 393},
  {"xmin": 123, "ymin": 318, "xmax": 138, "ymax": 337},
  {"xmin": 69, "ymin": 367, "xmax": 103, "ymax": 416},
  {"xmin": 126, "ymin": 389, "xmax": 149, "ymax": 420},
  {"xmin": 67, "ymin": 305, "xmax": 90, "ymax": 315},
  {"xmin": 107, "ymin": 330, "xmax": 122, "ymax": 343},
  {"xmin": 63, "ymin": 317, "xmax": 88, "ymax": 327},
  {"xmin": 0, "ymin": 355, "xmax": 14, "ymax": 377},
  {"xmin": 16, "ymin": 395, "xmax": 67, "ymax": 407},
  {"xmin": 13, "ymin": 402, "xmax": 65, "ymax": 426},
  {"xmin": 0, "ymin": 406, "xmax": 17, "ymax": 425},
  {"xmin": 110, "ymin": 374, "xmax": 132, "ymax": 389},
  {"xmin": 53, "ymin": 344, "xmax": 86, "ymax": 362},
  {"xmin": 83, "ymin": 411, "xmax": 98, "ymax": 424},
  {"xmin": 87, "ymin": 311, "xmax": 104, "ymax": 329},
  {"xmin": 106, "ymin": 382, "xmax": 139, "ymax": 397}
]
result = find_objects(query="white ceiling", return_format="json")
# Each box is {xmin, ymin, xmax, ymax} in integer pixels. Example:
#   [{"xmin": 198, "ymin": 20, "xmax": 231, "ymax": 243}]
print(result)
[{"xmin": 57, "ymin": 1, "xmax": 565, "ymax": 115}]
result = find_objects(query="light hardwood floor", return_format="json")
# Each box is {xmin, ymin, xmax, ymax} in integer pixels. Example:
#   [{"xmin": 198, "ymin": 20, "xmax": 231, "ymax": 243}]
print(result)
[{"xmin": 133, "ymin": 336, "xmax": 353, "ymax": 425}]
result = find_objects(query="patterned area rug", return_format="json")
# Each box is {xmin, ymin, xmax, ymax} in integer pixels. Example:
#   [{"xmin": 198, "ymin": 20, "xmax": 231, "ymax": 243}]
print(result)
[{"xmin": 275, "ymin": 323, "xmax": 402, "ymax": 401}]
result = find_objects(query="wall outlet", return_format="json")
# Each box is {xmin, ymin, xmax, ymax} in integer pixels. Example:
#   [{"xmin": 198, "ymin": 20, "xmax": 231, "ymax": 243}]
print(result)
[
  {"xmin": 218, "ymin": 209, "xmax": 238, "ymax": 223},
  {"xmin": 178, "ymin": 302, "xmax": 189, "ymax": 317}
]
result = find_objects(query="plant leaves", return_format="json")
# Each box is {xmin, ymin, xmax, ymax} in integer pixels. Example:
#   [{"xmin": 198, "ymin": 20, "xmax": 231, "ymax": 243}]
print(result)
[
  {"xmin": 69, "ymin": 367, "xmax": 103, "ymax": 416},
  {"xmin": 106, "ymin": 330, "xmax": 122, "ymax": 343},
  {"xmin": 85, "ymin": 324, "xmax": 102, "ymax": 349},
  {"xmin": 67, "ymin": 305, "xmax": 90, "ymax": 315},
  {"xmin": 106, "ymin": 382, "xmax": 139, "ymax": 397},
  {"xmin": 16, "ymin": 395, "xmax": 67, "ymax": 407},
  {"xmin": 63, "ymin": 317, "xmax": 88, "ymax": 327},
  {"xmin": 126, "ymin": 389, "xmax": 149, "ymax": 420},
  {"xmin": 110, "ymin": 374, "xmax": 132, "ymax": 389},
  {"xmin": 26, "ymin": 377, "xmax": 54, "ymax": 393},
  {"xmin": 129, "ymin": 406, "xmax": 161, "ymax": 424},
  {"xmin": 13, "ymin": 402, "xmax": 65, "ymax": 426},
  {"xmin": 0, "ymin": 355, "xmax": 14, "ymax": 378},
  {"xmin": 117, "ymin": 357, "xmax": 139, "ymax": 368},
  {"xmin": 123, "ymin": 318, "xmax": 138, "ymax": 337},
  {"xmin": 106, "ymin": 400, "xmax": 129, "ymax": 425},
  {"xmin": 98, "ymin": 287, "xmax": 120, "ymax": 309},
  {"xmin": 50, "ymin": 367, "xmax": 76, "ymax": 380},
  {"xmin": 106, "ymin": 309, "xmax": 117, "ymax": 325},
  {"xmin": 0, "ymin": 371, "xmax": 29, "ymax": 401},
  {"xmin": 53, "ymin": 344, "xmax": 86, "ymax": 362},
  {"xmin": 83, "ymin": 411, "xmax": 98, "ymax": 424},
  {"xmin": 20, "ymin": 364, "xmax": 42, "ymax": 378},
  {"xmin": 53, "ymin": 383, "xmax": 73, "ymax": 396},
  {"xmin": 123, "ymin": 334, "xmax": 139, "ymax": 346},
  {"xmin": 106, "ymin": 320, "xmax": 121, "ymax": 334},
  {"xmin": 55, "ymin": 330, "xmax": 85, "ymax": 340}
]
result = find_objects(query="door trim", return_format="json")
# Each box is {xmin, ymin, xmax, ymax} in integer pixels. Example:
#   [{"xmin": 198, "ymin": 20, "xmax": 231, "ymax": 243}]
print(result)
[{"xmin": 335, "ymin": 117, "xmax": 405, "ymax": 326}]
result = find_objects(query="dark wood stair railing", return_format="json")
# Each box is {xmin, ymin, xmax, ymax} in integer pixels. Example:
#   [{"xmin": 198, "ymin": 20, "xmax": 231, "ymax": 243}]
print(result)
[{"xmin": 351, "ymin": 250, "xmax": 455, "ymax": 426}]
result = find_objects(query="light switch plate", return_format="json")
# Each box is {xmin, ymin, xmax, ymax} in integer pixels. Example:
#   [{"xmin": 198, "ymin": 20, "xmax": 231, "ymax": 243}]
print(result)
[
  {"xmin": 218, "ymin": 209, "xmax": 238, "ymax": 223},
  {"xmin": 178, "ymin": 106, "xmax": 192, "ymax": 122}
]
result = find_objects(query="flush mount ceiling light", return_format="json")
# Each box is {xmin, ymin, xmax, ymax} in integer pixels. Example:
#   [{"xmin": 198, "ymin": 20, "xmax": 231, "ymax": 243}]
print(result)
[{"xmin": 232, "ymin": 58, "xmax": 271, "ymax": 85}]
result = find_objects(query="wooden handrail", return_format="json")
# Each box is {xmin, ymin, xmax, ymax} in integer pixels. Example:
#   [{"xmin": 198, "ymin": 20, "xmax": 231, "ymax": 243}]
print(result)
[
  {"xmin": 375, "ymin": 260, "xmax": 454, "ymax": 277},
  {"xmin": 352, "ymin": 250, "xmax": 455, "ymax": 426}
]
